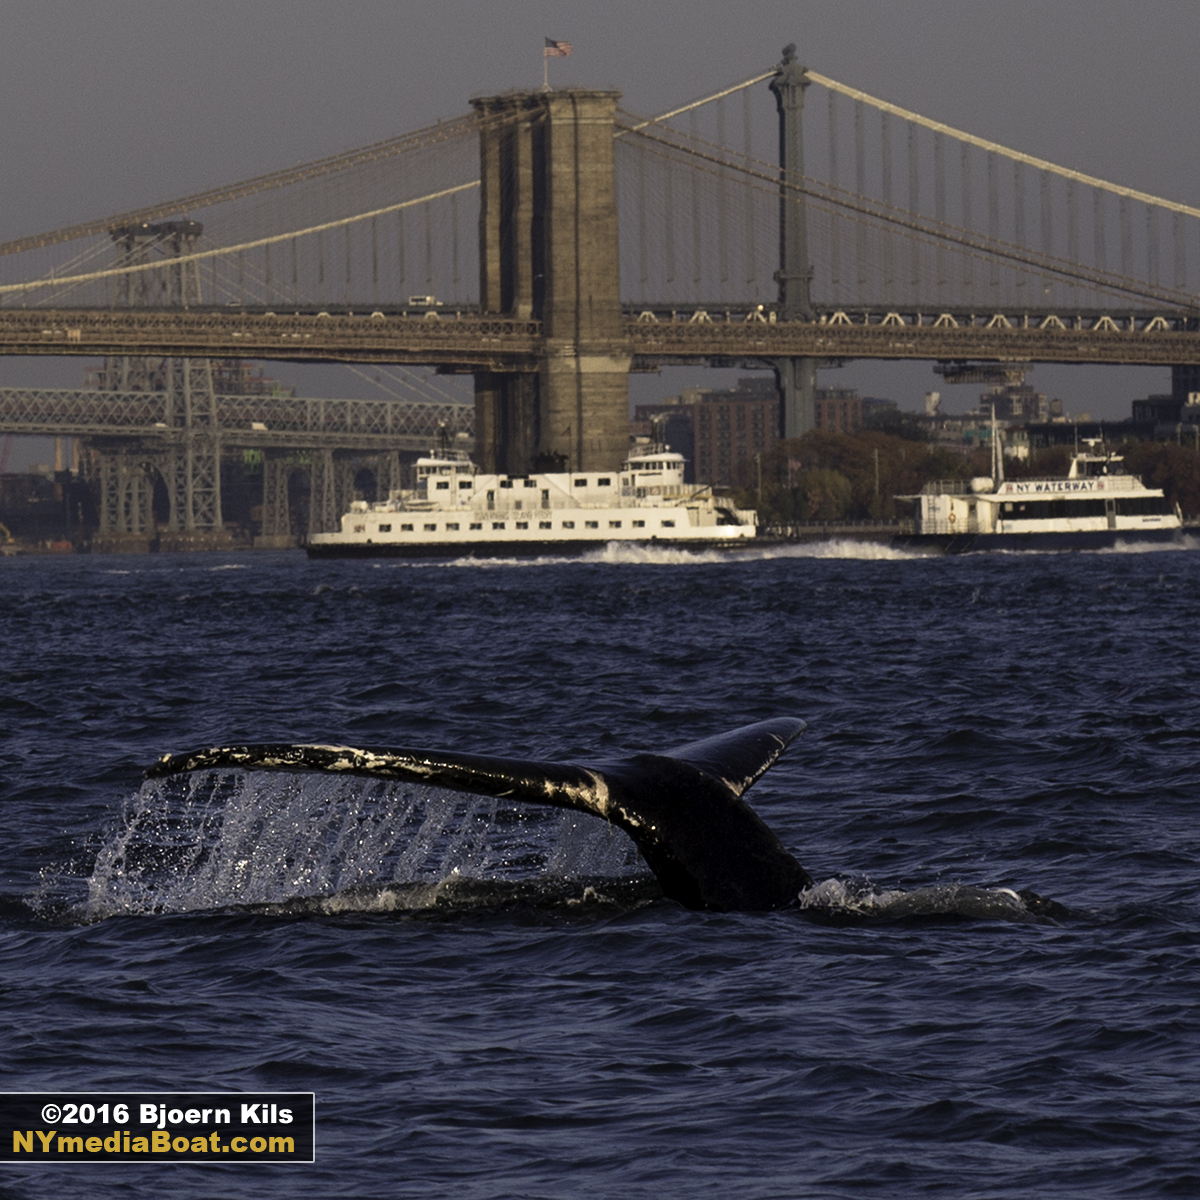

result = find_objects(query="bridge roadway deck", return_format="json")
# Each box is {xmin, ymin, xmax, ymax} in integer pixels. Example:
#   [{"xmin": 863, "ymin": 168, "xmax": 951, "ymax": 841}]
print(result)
[{"xmin": 1, "ymin": 307, "xmax": 1199, "ymax": 367}]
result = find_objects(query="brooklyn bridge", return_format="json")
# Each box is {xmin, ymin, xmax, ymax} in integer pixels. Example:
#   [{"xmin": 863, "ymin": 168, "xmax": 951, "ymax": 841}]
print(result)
[{"xmin": 3, "ymin": 44, "xmax": 1199, "ymax": 545}]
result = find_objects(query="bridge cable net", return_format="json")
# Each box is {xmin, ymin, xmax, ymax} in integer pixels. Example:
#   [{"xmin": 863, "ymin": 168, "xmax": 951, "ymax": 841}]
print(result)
[
  {"xmin": 617, "ymin": 70, "xmax": 1200, "ymax": 316},
  {"xmin": 5, "ymin": 72, "xmax": 1198, "ymax": 320},
  {"xmin": 0, "ymin": 112, "xmax": 501, "ymax": 312}
]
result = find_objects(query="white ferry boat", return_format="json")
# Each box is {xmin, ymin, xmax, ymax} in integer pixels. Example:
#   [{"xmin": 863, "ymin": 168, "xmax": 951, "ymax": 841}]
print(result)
[
  {"xmin": 306, "ymin": 446, "xmax": 759, "ymax": 558},
  {"xmin": 897, "ymin": 444, "xmax": 1184, "ymax": 553}
]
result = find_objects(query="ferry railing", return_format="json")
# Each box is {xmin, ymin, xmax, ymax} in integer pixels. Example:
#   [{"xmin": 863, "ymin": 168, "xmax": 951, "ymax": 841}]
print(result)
[{"xmin": 761, "ymin": 519, "xmax": 908, "ymax": 539}]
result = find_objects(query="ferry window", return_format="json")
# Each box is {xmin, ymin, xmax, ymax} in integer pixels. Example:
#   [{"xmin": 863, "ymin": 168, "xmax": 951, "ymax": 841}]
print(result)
[
  {"xmin": 516, "ymin": 522, "xmax": 528, "ymax": 530},
  {"xmin": 469, "ymin": 522, "xmax": 482, "ymax": 530},
  {"xmin": 539, "ymin": 521, "xmax": 552, "ymax": 529},
  {"xmin": 424, "ymin": 524, "xmax": 437, "ymax": 531},
  {"xmin": 541, "ymin": 489, "xmax": 550, "ymax": 508},
  {"xmin": 378, "ymin": 524, "xmax": 392, "ymax": 533},
  {"xmin": 446, "ymin": 523, "xmax": 459, "ymax": 531},
  {"xmin": 562, "ymin": 520, "xmax": 575, "ymax": 529},
  {"xmin": 573, "ymin": 477, "xmax": 586, "ymax": 486},
  {"xmin": 632, "ymin": 520, "xmax": 645, "ymax": 528},
  {"xmin": 661, "ymin": 519, "xmax": 675, "ymax": 528},
  {"xmin": 585, "ymin": 520, "xmax": 599, "ymax": 529},
  {"xmin": 597, "ymin": 478, "xmax": 611, "ymax": 487},
  {"xmin": 492, "ymin": 522, "xmax": 505, "ymax": 530},
  {"xmin": 609, "ymin": 520, "xmax": 621, "ymax": 528},
  {"xmin": 500, "ymin": 480, "xmax": 513, "ymax": 489},
  {"xmin": 524, "ymin": 479, "xmax": 537, "ymax": 488},
  {"xmin": 353, "ymin": 524, "xmax": 366, "ymax": 533},
  {"xmin": 459, "ymin": 481, "xmax": 473, "ymax": 489},
  {"xmin": 436, "ymin": 481, "xmax": 449, "ymax": 490},
  {"xmin": 400, "ymin": 523, "xmax": 414, "ymax": 531},
  {"xmin": 1011, "ymin": 499, "xmax": 1106, "ymax": 519},
  {"xmin": 1117, "ymin": 496, "xmax": 1172, "ymax": 516}
]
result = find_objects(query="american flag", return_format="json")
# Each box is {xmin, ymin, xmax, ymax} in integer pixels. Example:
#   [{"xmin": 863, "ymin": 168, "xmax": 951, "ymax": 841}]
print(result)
[{"xmin": 544, "ymin": 38, "xmax": 572, "ymax": 57}]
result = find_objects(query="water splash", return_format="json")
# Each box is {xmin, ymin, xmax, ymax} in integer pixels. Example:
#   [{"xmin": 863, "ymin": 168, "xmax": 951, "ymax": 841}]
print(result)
[
  {"xmin": 83, "ymin": 770, "xmax": 644, "ymax": 919},
  {"xmin": 798, "ymin": 877, "xmax": 1042, "ymax": 922},
  {"xmin": 582, "ymin": 540, "xmax": 926, "ymax": 564},
  {"xmin": 1091, "ymin": 534, "xmax": 1200, "ymax": 555},
  {"xmin": 363, "ymin": 538, "xmax": 924, "ymax": 570},
  {"xmin": 749, "ymin": 539, "xmax": 927, "ymax": 561}
]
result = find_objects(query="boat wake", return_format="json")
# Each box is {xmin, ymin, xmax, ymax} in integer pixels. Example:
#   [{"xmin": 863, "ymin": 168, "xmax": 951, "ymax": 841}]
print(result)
[
  {"xmin": 578, "ymin": 539, "xmax": 926, "ymax": 564},
  {"xmin": 581, "ymin": 539, "xmax": 929, "ymax": 564},
  {"xmin": 743, "ymin": 538, "xmax": 929, "ymax": 562},
  {"xmin": 371, "ymin": 538, "xmax": 926, "ymax": 569},
  {"xmin": 1091, "ymin": 532, "xmax": 1200, "ymax": 554}
]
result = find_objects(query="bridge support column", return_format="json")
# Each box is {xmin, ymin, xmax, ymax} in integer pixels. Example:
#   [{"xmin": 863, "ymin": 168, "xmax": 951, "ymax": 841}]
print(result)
[
  {"xmin": 308, "ymin": 450, "xmax": 337, "ymax": 537},
  {"xmin": 306, "ymin": 451, "xmax": 359, "ymax": 537},
  {"xmin": 260, "ymin": 453, "xmax": 294, "ymax": 540},
  {"xmin": 375, "ymin": 450, "xmax": 403, "ymax": 498},
  {"xmin": 163, "ymin": 356, "xmax": 222, "ymax": 534},
  {"xmin": 106, "ymin": 222, "xmax": 226, "ymax": 539},
  {"xmin": 473, "ymin": 89, "xmax": 630, "ymax": 473},
  {"xmin": 91, "ymin": 446, "xmax": 157, "ymax": 551},
  {"xmin": 774, "ymin": 357, "xmax": 816, "ymax": 440},
  {"xmin": 473, "ymin": 371, "xmax": 539, "ymax": 474},
  {"xmin": 770, "ymin": 44, "xmax": 817, "ymax": 440}
]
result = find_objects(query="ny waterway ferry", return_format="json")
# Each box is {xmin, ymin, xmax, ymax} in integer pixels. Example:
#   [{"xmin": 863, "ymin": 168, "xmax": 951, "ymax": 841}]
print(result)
[
  {"xmin": 896, "ymin": 445, "xmax": 1184, "ymax": 553},
  {"xmin": 306, "ymin": 446, "xmax": 759, "ymax": 559}
]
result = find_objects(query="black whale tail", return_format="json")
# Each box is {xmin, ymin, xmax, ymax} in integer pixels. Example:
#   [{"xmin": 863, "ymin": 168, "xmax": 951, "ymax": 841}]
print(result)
[{"xmin": 146, "ymin": 718, "xmax": 812, "ymax": 912}]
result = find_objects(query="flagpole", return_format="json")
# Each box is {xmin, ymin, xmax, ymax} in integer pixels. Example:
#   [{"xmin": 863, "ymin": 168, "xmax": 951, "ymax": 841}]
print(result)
[{"xmin": 541, "ymin": 38, "xmax": 570, "ymax": 91}]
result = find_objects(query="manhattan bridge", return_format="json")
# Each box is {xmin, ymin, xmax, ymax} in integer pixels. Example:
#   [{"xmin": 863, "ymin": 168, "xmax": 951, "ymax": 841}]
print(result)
[{"xmin": 2, "ymin": 45, "xmax": 1198, "ymax": 546}]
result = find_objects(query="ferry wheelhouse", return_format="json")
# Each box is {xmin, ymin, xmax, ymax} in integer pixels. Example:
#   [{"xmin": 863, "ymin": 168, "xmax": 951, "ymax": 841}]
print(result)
[{"xmin": 306, "ymin": 446, "xmax": 758, "ymax": 558}]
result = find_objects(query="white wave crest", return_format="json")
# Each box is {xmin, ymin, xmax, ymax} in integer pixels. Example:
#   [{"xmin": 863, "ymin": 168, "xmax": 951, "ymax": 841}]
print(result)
[
  {"xmin": 370, "ymin": 536, "xmax": 925, "ymax": 569},
  {"xmin": 798, "ymin": 877, "xmax": 1033, "ymax": 921}
]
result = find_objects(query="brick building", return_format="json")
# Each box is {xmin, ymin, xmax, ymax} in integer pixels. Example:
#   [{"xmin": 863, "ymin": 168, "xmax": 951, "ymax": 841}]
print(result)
[
  {"xmin": 634, "ymin": 379, "xmax": 878, "ymax": 486},
  {"xmin": 634, "ymin": 376, "xmax": 780, "ymax": 487},
  {"xmin": 813, "ymin": 387, "xmax": 863, "ymax": 433}
]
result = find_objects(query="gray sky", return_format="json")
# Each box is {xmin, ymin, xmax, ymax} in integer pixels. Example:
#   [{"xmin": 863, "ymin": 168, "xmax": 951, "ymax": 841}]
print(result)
[{"xmin": 3, "ymin": 0, "xmax": 1196, "ymax": 467}]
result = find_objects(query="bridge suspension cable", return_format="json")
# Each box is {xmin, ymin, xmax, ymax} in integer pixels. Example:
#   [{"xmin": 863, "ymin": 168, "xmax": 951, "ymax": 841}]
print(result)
[
  {"xmin": 0, "ymin": 114, "xmax": 482, "ymax": 258},
  {"xmin": 0, "ymin": 182, "xmax": 480, "ymax": 297},
  {"xmin": 6, "ymin": 64, "xmax": 1198, "ymax": 317},
  {"xmin": 620, "ymin": 71, "xmax": 777, "ymax": 134},
  {"xmin": 619, "ymin": 123, "xmax": 1199, "ymax": 311},
  {"xmin": 809, "ymin": 70, "xmax": 1200, "ymax": 222},
  {"xmin": 614, "ymin": 61, "xmax": 1200, "ymax": 312}
]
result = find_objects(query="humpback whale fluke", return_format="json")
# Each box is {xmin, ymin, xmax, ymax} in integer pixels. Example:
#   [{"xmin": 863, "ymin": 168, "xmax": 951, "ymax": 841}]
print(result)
[{"xmin": 146, "ymin": 718, "xmax": 812, "ymax": 912}]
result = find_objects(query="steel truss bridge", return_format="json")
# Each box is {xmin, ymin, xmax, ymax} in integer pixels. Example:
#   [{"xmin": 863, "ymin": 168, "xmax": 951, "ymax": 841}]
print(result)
[
  {"xmin": 4, "ymin": 306, "xmax": 1199, "ymax": 369},
  {"xmin": 3, "ymin": 43, "xmax": 1200, "ymax": 541}
]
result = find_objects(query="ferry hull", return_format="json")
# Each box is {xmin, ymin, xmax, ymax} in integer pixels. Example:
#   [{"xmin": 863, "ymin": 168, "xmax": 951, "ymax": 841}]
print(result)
[
  {"xmin": 894, "ymin": 527, "xmax": 1188, "ymax": 555},
  {"xmin": 306, "ymin": 535, "xmax": 762, "ymax": 560}
]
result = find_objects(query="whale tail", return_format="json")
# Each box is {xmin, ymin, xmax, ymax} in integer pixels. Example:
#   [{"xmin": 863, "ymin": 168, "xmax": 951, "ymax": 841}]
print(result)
[{"xmin": 146, "ymin": 718, "xmax": 811, "ymax": 911}]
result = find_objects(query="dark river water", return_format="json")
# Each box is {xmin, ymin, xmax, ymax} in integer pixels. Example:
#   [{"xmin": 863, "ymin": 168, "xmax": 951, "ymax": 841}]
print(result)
[{"xmin": 2, "ymin": 541, "xmax": 1199, "ymax": 1198}]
